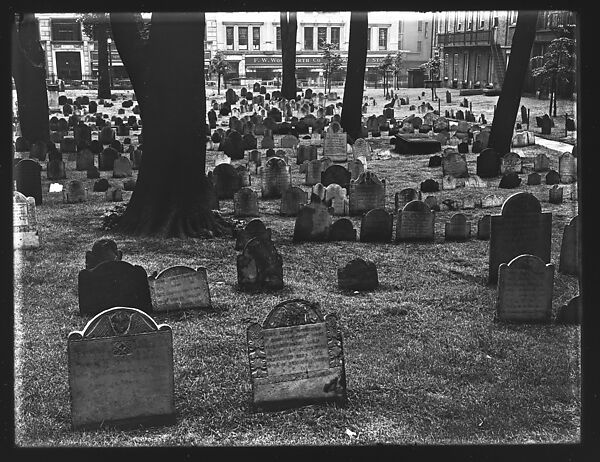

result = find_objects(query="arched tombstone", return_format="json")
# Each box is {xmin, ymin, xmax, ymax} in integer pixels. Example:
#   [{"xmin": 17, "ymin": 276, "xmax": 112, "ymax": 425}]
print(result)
[
  {"xmin": 395, "ymin": 200, "xmax": 435, "ymax": 242},
  {"xmin": 234, "ymin": 187, "xmax": 260, "ymax": 218},
  {"xmin": 280, "ymin": 186, "xmax": 308, "ymax": 217},
  {"xmin": 67, "ymin": 307, "xmax": 175, "ymax": 430},
  {"xmin": 444, "ymin": 213, "xmax": 471, "ymax": 241},
  {"xmin": 113, "ymin": 156, "xmax": 133, "ymax": 178},
  {"xmin": 558, "ymin": 151, "xmax": 577, "ymax": 184},
  {"xmin": 442, "ymin": 152, "xmax": 468, "ymax": 178},
  {"xmin": 245, "ymin": 299, "xmax": 346, "ymax": 411},
  {"xmin": 500, "ymin": 152, "xmax": 523, "ymax": 174},
  {"xmin": 85, "ymin": 238, "xmax": 123, "ymax": 270},
  {"xmin": 477, "ymin": 214, "xmax": 491, "ymax": 240},
  {"xmin": 99, "ymin": 147, "xmax": 119, "ymax": 171},
  {"xmin": 235, "ymin": 218, "xmax": 272, "ymax": 251},
  {"xmin": 533, "ymin": 153, "xmax": 550, "ymax": 172},
  {"xmin": 394, "ymin": 188, "xmax": 421, "ymax": 212},
  {"xmin": 488, "ymin": 192, "xmax": 552, "ymax": 284},
  {"xmin": 329, "ymin": 218, "xmax": 356, "ymax": 242},
  {"xmin": 259, "ymin": 157, "xmax": 291, "ymax": 199},
  {"xmin": 338, "ymin": 258, "xmax": 378, "ymax": 291},
  {"xmin": 76, "ymin": 148, "xmax": 95, "ymax": 171},
  {"xmin": 15, "ymin": 159, "xmax": 42, "ymax": 205},
  {"xmin": 476, "ymin": 148, "xmax": 500, "ymax": 178},
  {"xmin": 293, "ymin": 201, "xmax": 333, "ymax": 242},
  {"xmin": 496, "ymin": 255, "xmax": 554, "ymax": 323},
  {"xmin": 321, "ymin": 164, "xmax": 351, "ymax": 189},
  {"xmin": 325, "ymin": 184, "xmax": 348, "ymax": 216},
  {"xmin": 359, "ymin": 208, "xmax": 393, "ymax": 243},
  {"xmin": 348, "ymin": 171, "xmax": 386, "ymax": 216},
  {"xmin": 77, "ymin": 260, "xmax": 152, "ymax": 316},
  {"xmin": 558, "ymin": 215, "xmax": 580, "ymax": 277},
  {"xmin": 211, "ymin": 163, "xmax": 243, "ymax": 199},
  {"xmin": 148, "ymin": 265, "xmax": 211, "ymax": 311},
  {"xmin": 237, "ymin": 237, "xmax": 284, "ymax": 291},
  {"xmin": 13, "ymin": 191, "xmax": 40, "ymax": 249},
  {"xmin": 99, "ymin": 126, "xmax": 115, "ymax": 145}
]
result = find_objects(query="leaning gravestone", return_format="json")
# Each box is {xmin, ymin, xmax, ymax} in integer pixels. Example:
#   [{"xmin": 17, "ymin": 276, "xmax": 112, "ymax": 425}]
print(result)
[
  {"xmin": 338, "ymin": 259, "xmax": 378, "ymax": 290},
  {"xmin": 533, "ymin": 152, "xmax": 550, "ymax": 172},
  {"xmin": 260, "ymin": 157, "xmax": 291, "ymax": 199},
  {"xmin": 496, "ymin": 254, "xmax": 554, "ymax": 323},
  {"xmin": 63, "ymin": 180, "xmax": 87, "ymax": 203},
  {"xmin": 246, "ymin": 299, "xmax": 346, "ymax": 411},
  {"xmin": 15, "ymin": 159, "xmax": 42, "ymax": 205},
  {"xmin": 78, "ymin": 260, "xmax": 153, "ymax": 316},
  {"xmin": 329, "ymin": 218, "xmax": 356, "ymax": 241},
  {"xmin": 359, "ymin": 208, "xmax": 393, "ymax": 243},
  {"xmin": 235, "ymin": 218, "xmax": 272, "ymax": 251},
  {"xmin": 476, "ymin": 148, "xmax": 500, "ymax": 178},
  {"xmin": 488, "ymin": 192, "xmax": 552, "ymax": 283},
  {"xmin": 444, "ymin": 213, "xmax": 471, "ymax": 241},
  {"xmin": 395, "ymin": 188, "xmax": 421, "ymax": 212},
  {"xmin": 500, "ymin": 152, "xmax": 522, "ymax": 174},
  {"xmin": 293, "ymin": 201, "xmax": 333, "ymax": 242},
  {"xmin": 348, "ymin": 171, "xmax": 386, "ymax": 216},
  {"xmin": 13, "ymin": 191, "xmax": 40, "ymax": 249},
  {"xmin": 558, "ymin": 152, "xmax": 577, "ymax": 184},
  {"xmin": 237, "ymin": 238, "xmax": 284, "ymax": 291},
  {"xmin": 559, "ymin": 215, "xmax": 580, "ymax": 277},
  {"xmin": 323, "ymin": 130, "xmax": 347, "ymax": 162},
  {"xmin": 396, "ymin": 200, "xmax": 435, "ymax": 242},
  {"xmin": 280, "ymin": 186, "xmax": 308, "ymax": 216},
  {"xmin": 477, "ymin": 214, "xmax": 491, "ymax": 240},
  {"xmin": 234, "ymin": 187, "xmax": 260, "ymax": 217},
  {"xmin": 68, "ymin": 307, "xmax": 175, "ymax": 430},
  {"xmin": 148, "ymin": 266, "xmax": 211, "ymax": 311},
  {"xmin": 85, "ymin": 238, "xmax": 123, "ymax": 270}
]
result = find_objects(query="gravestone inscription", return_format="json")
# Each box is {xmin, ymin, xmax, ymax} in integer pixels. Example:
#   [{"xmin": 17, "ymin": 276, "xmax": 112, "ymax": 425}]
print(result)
[{"xmin": 148, "ymin": 266, "xmax": 211, "ymax": 311}]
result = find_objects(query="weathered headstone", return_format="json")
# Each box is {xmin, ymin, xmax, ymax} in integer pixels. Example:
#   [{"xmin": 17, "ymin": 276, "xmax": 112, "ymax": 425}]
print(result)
[
  {"xmin": 338, "ymin": 259, "xmax": 378, "ymax": 290},
  {"xmin": 260, "ymin": 157, "xmax": 291, "ymax": 199},
  {"xmin": 476, "ymin": 148, "xmax": 500, "ymax": 178},
  {"xmin": 329, "ymin": 218, "xmax": 356, "ymax": 241},
  {"xmin": 311, "ymin": 183, "xmax": 326, "ymax": 203},
  {"xmin": 359, "ymin": 208, "xmax": 393, "ymax": 243},
  {"xmin": 558, "ymin": 152, "xmax": 577, "ymax": 184},
  {"xmin": 347, "ymin": 159, "xmax": 365, "ymax": 181},
  {"xmin": 511, "ymin": 131, "xmax": 535, "ymax": 147},
  {"xmin": 237, "ymin": 237, "xmax": 284, "ymax": 291},
  {"xmin": 280, "ymin": 134, "xmax": 299, "ymax": 149},
  {"xmin": 246, "ymin": 299, "xmax": 346, "ymax": 411},
  {"xmin": 420, "ymin": 179, "xmax": 440, "ymax": 193},
  {"xmin": 496, "ymin": 255, "xmax": 554, "ymax": 322},
  {"xmin": 428, "ymin": 155, "xmax": 442, "ymax": 167},
  {"xmin": 112, "ymin": 156, "xmax": 133, "ymax": 178},
  {"xmin": 352, "ymin": 138, "xmax": 371, "ymax": 161},
  {"xmin": 105, "ymin": 186, "xmax": 123, "ymax": 202},
  {"xmin": 63, "ymin": 180, "xmax": 87, "ymax": 203},
  {"xmin": 99, "ymin": 147, "xmax": 119, "ymax": 171},
  {"xmin": 148, "ymin": 266, "xmax": 211, "ymax": 311},
  {"xmin": 235, "ymin": 218, "xmax": 272, "ymax": 251},
  {"xmin": 442, "ymin": 175, "xmax": 457, "ymax": 190},
  {"xmin": 296, "ymin": 144, "xmax": 318, "ymax": 165},
  {"xmin": 214, "ymin": 152, "xmax": 231, "ymax": 167},
  {"xmin": 323, "ymin": 130, "xmax": 347, "ymax": 162},
  {"xmin": 280, "ymin": 186, "xmax": 308, "ymax": 216},
  {"xmin": 13, "ymin": 191, "xmax": 40, "ymax": 249},
  {"xmin": 500, "ymin": 152, "xmax": 522, "ymax": 174},
  {"xmin": 46, "ymin": 159, "xmax": 67, "ymax": 180},
  {"xmin": 555, "ymin": 295, "xmax": 581, "ymax": 325},
  {"xmin": 234, "ymin": 187, "xmax": 260, "ymax": 217},
  {"xmin": 321, "ymin": 165, "xmax": 351, "ymax": 189},
  {"xmin": 99, "ymin": 126, "xmax": 114, "ymax": 145},
  {"xmin": 15, "ymin": 159, "xmax": 43, "ymax": 205},
  {"xmin": 444, "ymin": 213, "xmax": 471, "ymax": 241},
  {"xmin": 558, "ymin": 215, "xmax": 580, "ymax": 277},
  {"xmin": 395, "ymin": 188, "xmax": 421, "ymax": 212},
  {"xmin": 76, "ymin": 149, "xmax": 95, "ymax": 171},
  {"xmin": 395, "ymin": 200, "xmax": 435, "ymax": 242},
  {"xmin": 85, "ymin": 238, "xmax": 123, "ymax": 270},
  {"xmin": 549, "ymin": 185, "xmax": 563, "ymax": 204},
  {"xmin": 545, "ymin": 170, "xmax": 560, "ymax": 185},
  {"xmin": 293, "ymin": 201, "xmax": 333, "ymax": 242},
  {"xmin": 304, "ymin": 158, "xmax": 325, "ymax": 186},
  {"xmin": 212, "ymin": 163, "xmax": 243, "ymax": 199},
  {"xmin": 488, "ymin": 192, "xmax": 552, "ymax": 283},
  {"xmin": 533, "ymin": 153, "xmax": 550, "ymax": 172},
  {"xmin": 527, "ymin": 172, "xmax": 542, "ymax": 185},
  {"xmin": 499, "ymin": 172, "xmax": 521, "ymax": 189},
  {"xmin": 325, "ymin": 184, "xmax": 349, "ymax": 216},
  {"xmin": 261, "ymin": 133, "xmax": 275, "ymax": 149},
  {"xmin": 477, "ymin": 214, "xmax": 491, "ymax": 240},
  {"xmin": 348, "ymin": 171, "xmax": 386, "ymax": 216}
]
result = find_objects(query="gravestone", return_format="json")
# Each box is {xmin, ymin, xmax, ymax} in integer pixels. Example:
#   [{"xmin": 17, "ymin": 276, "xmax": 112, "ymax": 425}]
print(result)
[
  {"xmin": 338, "ymin": 259, "xmax": 378, "ymax": 290},
  {"xmin": 442, "ymin": 152, "xmax": 468, "ymax": 178},
  {"xmin": 237, "ymin": 237, "xmax": 284, "ymax": 291},
  {"xmin": 297, "ymin": 145, "xmax": 318, "ymax": 165},
  {"xmin": 214, "ymin": 152, "xmax": 231, "ymax": 167},
  {"xmin": 280, "ymin": 187, "xmax": 308, "ymax": 216},
  {"xmin": 444, "ymin": 213, "xmax": 471, "ymax": 241},
  {"xmin": 359, "ymin": 208, "xmax": 393, "ymax": 243},
  {"xmin": 99, "ymin": 126, "xmax": 114, "ymax": 145},
  {"xmin": 325, "ymin": 184, "xmax": 349, "ymax": 216},
  {"xmin": 260, "ymin": 157, "xmax": 291, "ymax": 199},
  {"xmin": 496, "ymin": 255, "xmax": 554, "ymax": 322},
  {"xmin": 323, "ymin": 130, "xmax": 347, "ymax": 162},
  {"xmin": 395, "ymin": 188, "xmax": 421, "ymax": 212},
  {"xmin": 85, "ymin": 238, "xmax": 123, "ymax": 269},
  {"xmin": 420, "ymin": 179, "xmax": 440, "ymax": 193},
  {"xmin": 533, "ymin": 153, "xmax": 550, "ymax": 172},
  {"xmin": 87, "ymin": 166, "xmax": 100, "ymax": 179},
  {"xmin": 352, "ymin": 138, "xmax": 371, "ymax": 161},
  {"xmin": 261, "ymin": 133, "xmax": 275, "ymax": 149},
  {"xmin": 395, "ymin": 200, "xmax": 435, "ymax": 242},
  {"xmin": 60, "ymin": 137, "xmax": 78, "ymax": 153},
  {"xmin": 442, "ymin": 175, "xmax": 457, "ymax": 190},
  {"xmin": 293, "ymin": 201, "xmax": 333, "ymax": 242},
  {"xmin": 234, "ymin": 187, "xmax": 260, "ymax": 217},
  {"xmin": 305, "ymin": 159, "xmax": 325, "ymax": 186},
  {"xmin": 148, "ymin": 266, "xmax": 211, "ymax": 311},
  {"xmin": 105, "ymin": 186, "xmax": 123, "ymax": 202},
  {"xmin": 78, "ymin": 261, "xmax": 153, "ymax": 316},
  {"xmin": 527, "ymin": 172, "xmax": 542, "ymax": 185},
  {"xmin": 348, "ymin": 171, "xmax": 386, "ymax": 216},
  {"xmin": 463, "ymin": 175, "xmax": 486, "ymax": 188},
  {"xmin": 29, "ymin": 141, "xmax": 48, "ymax": 162},
  {"xmin": 246, "ymin": 299, "xmax": 346, "ymax": 411},
  {"xmin": 311, "ymin": 183, "xmax": 326, "ymax": 203},
  {"xmin": 15, "ymin": 159, "xmax": 42, "ymax": 205},
  {"xmin": 99, "ymin": 147, "xmax": 119, "ymax": 171},
  {"xmin": 499, "ymin": 173, "xmax": 521, "ymax": 189},
  {"xmin": 47, "ymin": 159, "xmax": 67, "ymax": 180},
  {"xmin": 511, "ymin": 131, "xmax": 535, "ymax": 147},
  {"xmin": 68, "ymin": 307, "xmax": 174, "ymax": 430},
  {"xmin": 555, "ymin": 295, "xmax": 581, "ymax": 325},
  {"xmin": 76, "ymin": 149, "xmax": 95, "ymax": 171},
  {"xmin": 329, "ymin": 218, "xmax": 356, "ymax": 241},
  {"xmin": 488, "ymin": 192, "xmax": 552, "ymax": 283},
  {"xmin": 428, "ymin": 155, "xmax": 442, "ymax": 167},
  {"xmin": 558, "ymin": 215, "xmax": 580, "ymax": 277},
  {"xmin": 212, "ymin": 163, "xmax": 243, "ymax": 199},
  {"xmin": 222, "ymin": 131, "xmax": 245, "ymax": 160},
  {"xmin": 423, "ymin": 195, "xmax": 440, "ymax": 212},
  {"xmin": 281, "ymin": 134, "xmax": 299, "ymax": 149},
  {"xmin": 321, "ymin": 165, "xmax": 351, "ymax": 189},
  {"xmin": 457, "ymin": 142, "xmax": 469, "ymax": 154},
  {"xmin": 476, "ymin": 148, "xmax": 500, "ymax": 178},
  {"xmin": 500, "ymin": 152, "xmax": 522, "ymax": 174},
  {"xmin": 13, "ymin": 191, "xmax": 40, "ymax": 249},
  {"xmin": 347, "ymin": 159, "xmax": 365, "ymax": 181},
  {"xmin": 63, "ymin": 180, "xmax": 87, "ymax": 203},
  {"xmin": 540, "ymin": 114, "xmax": 552, "ymax": 134},
  {"xmin": 558, "ymin": 152, "xmax": 577, "ymax": 183},
  {"xmin": 113, "ymin": 156, "xmax": 133, "ymax": 178},
  {"xmin": 235, "ymin": 218, "xmax": 272, "ymax": 251},
  {"xmin": 545, "ymin": 170, "xmax": 560, "ymax": 185},
  {"xmin": 242, "ymin": 134, "xmax": 258, "ymax": 151},
  {"xmin": 477, "ymin": 214, "xmax": 491, "ymax": 240},
  {"xmin": 481, "ymin": 194, "xmax": 503, "ymax": 208},
  {"xmin": 549, "ymin": 185, "xmax": 563, "ymax": 204}
]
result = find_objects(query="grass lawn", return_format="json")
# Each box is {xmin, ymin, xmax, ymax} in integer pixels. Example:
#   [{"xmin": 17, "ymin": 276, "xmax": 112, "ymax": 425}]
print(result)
[{"xmin": 13, "ymin": 88, "xmax": 580, "ymax": 446}]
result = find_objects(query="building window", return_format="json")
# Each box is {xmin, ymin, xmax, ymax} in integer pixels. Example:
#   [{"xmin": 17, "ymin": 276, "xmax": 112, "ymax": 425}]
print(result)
[
  {"xmin": 417, "ymin": 20, "xmax": 423, "ymax": 32},
  {"xmin": 253, "ymin": 27, "xmax": 260, "ymax": 50},
  {"xmin": 317, "ymin": 27, "xmax": 327, "ymax": 49},
  {"xmin": 444, "ymin": 53, "xmax": 449, "ymax": 78},
  {"xmin": 424, "ymin": 22, "xmax": 429, "ymax": 39},
  {"xmin": 480, "ymin": 19, "xmax": 485, "ymax": 29},
  {"xmin": 367, "ymin": 27, "xmax": 371, "ymax": 50},
  {"xmin": 417, "ymin": 41, "xmax": 422, "ymax": 53},
  {"xmin": 510, "ymin": 11, "xmax": 517, "ymax": 25},
  {"xmin": 463, "ymin": 52, "xmax": 469, "ymax": 81},
  {"xmin": 276, "ymin": 26, "xmax": 281, "ymax": 50},
  {"xmin": 475, "ymin": 54, "xmax": 480, "ymax": 81},
  {"xmin": 493, "ymin": 16, "xmax": 499, "ymax": 27},
  {"xmin": 457, "ymin": 22, "xmax": 462, "ymax": 31},
  {"xmin": 304, "ymin": 26, "xmax": 313, "ymax": 50},
  {"xmin": 378, "ymin": 28, "xmax": 387, "ymax": 51},
  {"xmin": 226, "ymin": 26, "xmax": 234, "ymax": 50},
  {"xmin": 453, "ymin": 53, "xmax": 459, "ymax": 79},
  {"xmin": 331, "ymin": 27, "xmax": 340, "ymax": 49},
  {"xmin": 238, "ymin": 27, "xmax": 248, "ymax": 50},
  {"xmin": 51, "ymin": 20, "xmax": 81, "ymax": 41},
  {"xmin": 467, "ymin": 19, "xmax": 473, "ymax": 30}
]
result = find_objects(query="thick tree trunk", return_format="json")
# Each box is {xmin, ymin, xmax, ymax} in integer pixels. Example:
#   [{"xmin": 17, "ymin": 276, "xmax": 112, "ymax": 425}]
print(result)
[
  {"xmin": 11, "ymin": 13, "xmax": 49, "ymax": 145},
  {"xmin": 489, "ymin": 11, "xmax": 538, "ymax": 154},
  {"xmin": 110, "ymin": 12, "xmax": 231, "ymax": 238},
  {"xmin": 96, "ymin": 27, "xmax": 111, "ymax": 99},
  {"xmin": 281, "ymin": 12, "xmax": 297, "ymax": 100},
  {"xmin": 341, "ymin": 12, "xmax": 368, "ymax": 142}
]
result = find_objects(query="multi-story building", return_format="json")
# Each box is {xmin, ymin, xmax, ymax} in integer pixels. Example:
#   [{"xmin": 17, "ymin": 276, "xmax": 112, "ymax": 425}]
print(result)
[{"xmin": 433, "ymin": 10, "xmax": 576, "ymax": 92}]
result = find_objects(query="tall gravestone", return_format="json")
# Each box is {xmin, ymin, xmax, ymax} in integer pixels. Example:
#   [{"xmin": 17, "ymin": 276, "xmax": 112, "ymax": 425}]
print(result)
[
  {"xmin": 15, "ymin": 159, "xmax": 42, "ymax": 205},
  {"xmin": 395, "ymin": 200, "xmax": 435, "ymax": 242},
  {"xmin": 234, "ymin": 187, "xmax": 260, "ymax": 217},
  {"xmin": 113, "ymin": 156, "xmax": 133, "ymax": 178},
  {"xmin": 348, "ymin": 171, "xmax": 386, "ymax": 216},
  {"xmin": 246, "ymin": 299, "xmax": 346, "ymax": 411},
  {"xmin": 148, "ymin": 266, "xmax": 211, "ymax": 311},
  {"xmin": 360, "ymin": 208, "xmax": 393, "ymax": 243},
  {"xmin": 280, "ymin": 187, "xmax": 308, "ymax": 217},
  {"xmin": 68, "ymin": 307, "xmax": 175, "ymax": 430},
  {"xmin": 293, "ymin": 201, "xmax": 333, "ymax": 242},
  {"xmin": 260, "ymin": 157, "xmax": 291, "ymax": 199},
  {"xmin": 558, "ymin": 215, "xmax": 580, "ymax": 277},
  {"xmin": 558, "ymin": 152, "xmax": 577, "ymax": 184},
  {"xmin": 476, "ymin": 148, "xmax": 500, "ymax": 178},
  {"xmin": 13, "ymin": 191, "xmax": 40, "ymax": 249},
  {"xmin": 496, "ymin": 255, "xmax": 554, "ymax": 323},
  {"xmin": 237, "ymin": 237, "xmax": 284, "ymax": 291},
  {"xmin": 323, "ymin": 129, "xmax": 347, "ymax": 162},
  {"xmin": 305, "ymin": 159, "xmax": 326, "ymax": 186},
  {"xmin": 442, "ymin": 152, "xmax": 468, "ymax": 178},
  {"xmin": 488, "ymin": 192, "xmax": 552, "ymax": 284},
  {"xmin": 352, "ymin": 138, "xmax": 371, "ymax": 161},
  {"xmin": 47, "ymin": 159, "xmax": 67, "ymax": 180}
]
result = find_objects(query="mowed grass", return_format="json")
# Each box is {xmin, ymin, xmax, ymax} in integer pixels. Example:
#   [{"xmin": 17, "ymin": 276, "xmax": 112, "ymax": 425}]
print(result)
[{"xmin": 13, "ymin": 88, "xmax": 579, "ymax": 446}]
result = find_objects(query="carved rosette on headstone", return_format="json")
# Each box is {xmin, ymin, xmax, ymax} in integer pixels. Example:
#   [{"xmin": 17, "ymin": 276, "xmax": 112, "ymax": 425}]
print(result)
[
  {"xmin": 348, "ymin": 171, "xmax": 386, "ymax": 216},
  {"xmin": 496, "ymin": 254, "xmax": 554, "ymax": 323},
  {"xmin": 148, "ymin": 266, "xmax": 211, "ymax": 311},
  {"xmin": 68, "ymin": 307, "xmax": 175, "ymax": 430},
  {"xmin": 13, "ymin": 191, "xmax": 40, "ymax": 249},
  {"xmin": 246, "ymin": 299, "xmax": 346, "ymax": 411}
]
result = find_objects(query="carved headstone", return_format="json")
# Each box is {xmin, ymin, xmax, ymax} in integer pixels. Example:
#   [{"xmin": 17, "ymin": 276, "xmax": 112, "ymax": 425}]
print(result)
[
  {"xmin": 500, "ymin": 152, "xmax": 522, "ymax": 174},
  {"xmin": 359, "ymin": 208, "xmax": 393, "ymax": 243},
  {"xmin": 63, "ymin": 180, "xmax": 87, "ymax": 203},
  {"xmin": 234, "ymin": 187, "xmax": 260, "ymax": 217},
  {"xmin": 13, "ymin": 191, "xmax": 40, "ymax": 249},
  {"xmin": 235, "ymin": 218, "xmax": 272, "ymax": 251},
  {"xmin": 395, "ymin": 200, "xmax": 435, "ymax": 242},
  {"xmin": 148, "ymin": 266, "xmax": 211, "ymax": 311},
  {"xmin": 533, "ymin": 153, "xmax": 550, "ymax": 172},
  {"xmin": 325, "ymin": 184, "xmax": 349, "ymax": 216},
  {"xmin": 558, "ymin": 152, "xmax": 577, "ymax": 184},
  {"xmin": 237, "ymin": 238, "xmax": 284, "ymax": 291},
  {"xmin": 323, "ymin": 131, "xmax": 347, "ymax": 162},
  {"xmin": 347, "ymin": 159, "xmax": 365, "ymax": 181},
  {"xmin": 260, "ymin": 157, "xmax": 291, "ymax": 199},
  {"xmin": 280, "ymin": 186, "xmax": 308, "ymax": 216},
  {"xmin": 420, "ymin": 179, "xmax": 440, "ymax": 193},
  {"xmin": 348, "ymin": 171, "xmax": 386, "ymax": 216},
  {"xmin": 338, "ymin": 259, "xmax": 378, "ymax": 290},
  {"xmin": 352, "ymin": 138, "xmax": 371, "ymax": 161}
]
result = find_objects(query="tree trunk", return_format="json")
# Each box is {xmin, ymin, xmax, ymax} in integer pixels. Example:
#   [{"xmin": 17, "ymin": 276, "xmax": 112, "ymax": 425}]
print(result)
[
  {"xmin": 341, "ymin": 11, "xmax": 368, "ymax": 142},
  {"xmin": 281, "ymin": 12, "xmax": 297, "ymax": 100},
  {"xmin": 548, "ymin": 77, "xmax": 554, "ymax": 115},
  {"xmin": 11, "ymin": 13, "xmax": 50, "ymax": 145},
  {"xmin": 489, "ymin": 11, "xmax": 538, "ymax": 155},
  {"xmin": 96, "ymin": 26, "xmax": 112, "ymax": 99},
  {"xmin": 217, "ymin": 73, "xmax": 221, "ymax": 95},
  {"xmin": 110, "ymin": 12, "xmax": 232, "ymax": 238},
  {"xmin": 552, "ymin": 74, "xmax": 558, "ymax": 116}
]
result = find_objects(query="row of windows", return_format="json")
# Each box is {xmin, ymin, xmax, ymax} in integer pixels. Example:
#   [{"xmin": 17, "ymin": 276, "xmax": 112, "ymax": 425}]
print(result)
[{"xmin": 442, "ymin": 52, "xmax": 493, "ymax": 82}]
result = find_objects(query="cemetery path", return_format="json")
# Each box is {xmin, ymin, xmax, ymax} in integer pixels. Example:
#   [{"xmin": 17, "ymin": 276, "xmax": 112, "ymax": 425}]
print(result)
[{"xmin": 534, "ymin": 137, "xmax": 575, "ymax": 153}]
